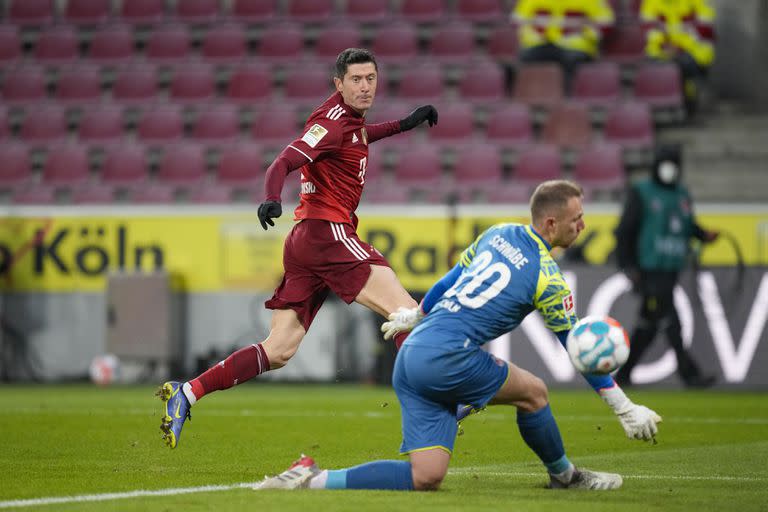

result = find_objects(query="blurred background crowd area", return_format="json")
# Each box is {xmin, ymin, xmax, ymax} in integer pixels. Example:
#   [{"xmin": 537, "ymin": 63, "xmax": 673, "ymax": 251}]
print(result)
[{"xmin": 0, "ymin": 0, "xmax": 766, "ymax": 207}]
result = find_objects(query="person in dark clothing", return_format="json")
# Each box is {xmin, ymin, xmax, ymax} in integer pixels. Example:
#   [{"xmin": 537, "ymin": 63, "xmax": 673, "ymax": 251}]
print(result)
[{"xmin": 614, "ymin": 144, "xmax": 718, "ymax": 388}]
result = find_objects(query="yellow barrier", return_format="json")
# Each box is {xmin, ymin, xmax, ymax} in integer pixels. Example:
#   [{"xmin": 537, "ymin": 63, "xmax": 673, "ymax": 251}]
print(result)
[{"xmin": 0, "ymin": 210, "xmax": 765, "ymax": 292}]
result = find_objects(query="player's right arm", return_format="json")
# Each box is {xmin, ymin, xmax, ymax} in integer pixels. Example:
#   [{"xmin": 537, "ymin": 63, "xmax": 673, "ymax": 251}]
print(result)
[{"xmin": 258, "ymin": 119, "xmax": 343, "ymax": 229}]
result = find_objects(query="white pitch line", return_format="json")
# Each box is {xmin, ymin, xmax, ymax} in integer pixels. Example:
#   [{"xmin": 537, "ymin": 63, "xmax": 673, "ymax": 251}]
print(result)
[
  {"xmin": 448, "ymin": 469, "xmax": 768, "ymax": 483},
  {"xmin": 2, "ymin": 469, "xmax": 765, "ymax": 509},
  {"xmin": 0, "ymin": 482, "xmax": 258, "ymax": 509}
]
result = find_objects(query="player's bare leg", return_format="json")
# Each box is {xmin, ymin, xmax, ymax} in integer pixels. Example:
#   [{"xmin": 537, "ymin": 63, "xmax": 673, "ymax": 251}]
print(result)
[
  {"xmin": 354, "ymin": 264, "xmax": 418, "ymax": 318},
  {"xmin": 408, "ymin": 448, "xmax": 451, "ymax": 491},
  {"xmin": 261, "ymin": 308, "xmax": 307, "ymax": 369}
]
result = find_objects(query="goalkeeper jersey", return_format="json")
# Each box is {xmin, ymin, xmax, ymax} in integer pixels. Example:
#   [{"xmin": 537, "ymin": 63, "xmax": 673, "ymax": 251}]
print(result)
[{"xmin": 410, "ymin": 223, "xmax": 577, "ymax": 347}]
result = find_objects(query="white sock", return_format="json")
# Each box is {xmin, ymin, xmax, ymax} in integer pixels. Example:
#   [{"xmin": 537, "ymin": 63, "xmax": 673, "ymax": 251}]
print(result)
[
  {"xmin": 182, "ymin": 382, "xmax": 197, "ymax": 406},
  {"xmin": 308, "ymin": 470, "xmax": 328, "ymax": 489},
  {"xmin": 551, "ymin": 463, "xmax": 575, "ymax": 484}
]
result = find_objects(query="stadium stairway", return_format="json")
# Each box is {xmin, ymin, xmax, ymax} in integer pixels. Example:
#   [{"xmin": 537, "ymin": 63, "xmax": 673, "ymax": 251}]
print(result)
[{"xmin": 656, "ymin": 104, "xmax": 768, "ymax": 202}]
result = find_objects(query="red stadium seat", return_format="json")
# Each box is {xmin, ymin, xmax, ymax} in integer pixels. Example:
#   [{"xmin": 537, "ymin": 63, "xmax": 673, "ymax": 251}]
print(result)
[
  {"xmin": 20, "ymin": 105, "xmax": 68, "ymax": 144},
  {"xmin": 230, "ymin": 0, "xmax": 278, "ymax": 24},
  {"xmin": 484, "ymin": 103, "xmax": 533, "ymax": 149},
  {"xmin": 217, "ymin": 143, "xmax": 264, "ymax": 186},
  {"xmin": 226, "ymin": 63, "xmax": 273, "ymax": 104},
  {"xmin": 513, "ymin": 144, "xmax": 562, "ymax": 187},
  {"xmin": 202, "ymin": 23, "xmax": 248, "ymax": 63},
  {"xmin": 486, "ymin": 23, "xmax": 519, "ymax": 64},
  {"xmin": 1, "ymin": 65, "xmax": 47, "ymax": 105},
  {"xmin": 42, "ymin": 143, "xmax": 91, "ymax": 185},
  {"xmin": 393, "ymin": 143, "xmax": 442, "ymax": 186},
  {"xmin": 427, "ymin": 21, "xmax": 476, "ymax": 63},
  {"xmin": 604, "ymin": 101, "xmax": 654, "ymax": 150},
  {"xmin": 145, "ymin": 24, "xmax": 191, "ymax": 64},
  {"xmin": 371, "ymin": 22, "xmax": 419, "ymax": 65},
  {"xmin": 34, "ymin": 26, "xmax": 80, "ymax": 66},
  {"xmin": 398, "ymin": 0, "xmax": 446, "ymax": 23},
  {"xmin": 572, "ymin": 142, "xmax": 625, "ymax": 192},
  {"xmin": 486, "ymin": 183, "xmax": 531, "ymax": 203},
  {"xmin": 101, "ymin": 143, "xmax": 149, "ymax": 184},
  {"xmin": 8, "ymin": 0, "xmax": 55, "ymax": 26},
  {"xmin": 64, "ymin": 0, "xmax": 112, "ymax": 25},
  {"xmin": 603, "ymin": 24, "xmax": 646, "ymax": 65},
  {"xmin": 157, "ymin": 144, "xmax": 207, "ymax": 185},
  {"xmin": 78, "ymin": 104, "xmax": 126, "ymax": 146},
  {"xmin": 571, "ymin": 62, "xmax": 622, "ymax": 108},
  {"xmin": 88, "ymin": 24, "xmax": 136, "ymax": 66},
  {"xmin": 0, "ymin": 25, "xmax": 22, "ymax": 69},
  {"xmin": 458, "ymin": 59, "xmax": 506, "ymax": 104},
  {"xmin": 632, "ymin": 62, "xmax": 683, "ymax": 110},
  {"xmin": 313, "ymin": 24, "xmax": 362, "ymax": 59},
  {"xmin": 453, "ymin": 142, "xmax": 503, "ymax": 188},
  {"xmin": 129, "ymin": 183, "xmax": 177, "ymax": 203},
  {"xmin": 137, "ymin": 105, "xmax": 184, "ymax": 145},
  {"xmin": 169, "ymin": 63, "xmax": 216, "ymax": 105},
  {"xmin": 283, "ymin": 65, "xmax": 333, "ymax": 102},
  {"xmin": 255, "ymin": 23, "xmax": 305, "ymax": 63},
  {"xmin": 541, "ymin": 103, "xmax": 593, "ymax": 150},
  {"xmin": 456, "ymin": 0, "xmax": 503, "ymax": 23},
  {"xmin": 189, "ymin": 184, "xmax": 235, "ymax": 203},
  {"xmin": 343, "ymin": 0, "xmax": 391, "ymax": 24},
  {"xmin": 0, "ymin": 106, "xmax": 8, "ymax": 139},
  {"xmin": 427, "ymin": 102, "xmax": 475, "ymax": 143},
  {"xmin": 171, "ymin": 0, "xmax": 220, "ymax": 24},
  {"xmin": 397, "ymin": 64, "xmax": 445, "ymax": 101},
  {"xmin": 112, "ymin": 63, "xmax": 159, "ymax": 104},
  {"xmin": 192, "ymin": 103, "xmax": 242, "ymax": 147},
  {"xmin": 251, "ymin": 105, "xmax": 300, "ymax": 147},
  {"xmin": 55, "ymin": 65, "xmax": 103, "ymax": 106},
  {"xmin": 0, "ymin": 142, "xmax": 32, "ymax": 188},
  {"xmin": 72, "ymin": 183, "xmax": 116, "ymax": 203},
  {"xmin": 287, "ymin": 0, "xmax": 335, "ymax": 23},
  {"xmin": 120, "ymin": 0, "xmax": 166, "ymax": 26},
  {"xmin": 13, "ymin": 185, "xmax": 58, "ymax": 204},
  {"xmin": 512, "ymin": 63, "xmax": 564, "ymax": 109}
]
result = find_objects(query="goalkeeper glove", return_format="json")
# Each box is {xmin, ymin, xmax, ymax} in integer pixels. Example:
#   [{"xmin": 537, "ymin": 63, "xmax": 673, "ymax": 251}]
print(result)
[
  {"xmin": 600, "ymin": 386, "xmax": 663, "ymax": 441},
  {"xmin": 257, "ymin": 200, "xmax": 282, "ymax": 230},
  {"xmin": 399, "ymin": 105, "xmax": 438, "ymax": 132},
  {"xmin": 381, "ymin": 306, "xmax": 424, "ymax": 340}
]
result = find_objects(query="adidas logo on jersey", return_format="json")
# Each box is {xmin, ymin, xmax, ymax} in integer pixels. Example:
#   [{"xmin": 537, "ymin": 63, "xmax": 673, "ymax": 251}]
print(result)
[
  {"xmin": 326, "ymin": 105, "xmax": 345, "ymax": 120},
  {"xmin": 352, "ymin": 133, "xmax": 359, "ymax": 144}
]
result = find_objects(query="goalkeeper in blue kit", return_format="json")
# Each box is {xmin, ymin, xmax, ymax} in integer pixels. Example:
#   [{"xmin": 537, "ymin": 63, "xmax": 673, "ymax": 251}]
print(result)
[{"xmin": 258, "ymin": 180, "xmax": 662, "ymax": 492}]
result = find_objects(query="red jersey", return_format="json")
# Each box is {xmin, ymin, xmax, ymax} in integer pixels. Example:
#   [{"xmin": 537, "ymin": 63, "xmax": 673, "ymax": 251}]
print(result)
[{"xmin": 285, "ymin": 92, "xmax": 397, "ymax": 225}]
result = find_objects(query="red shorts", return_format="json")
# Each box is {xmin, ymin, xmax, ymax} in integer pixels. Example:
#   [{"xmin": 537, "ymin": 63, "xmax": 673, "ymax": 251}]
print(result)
[{"xmin": 265, "ymin": 219, "xmax": 391, "ymax": 331}]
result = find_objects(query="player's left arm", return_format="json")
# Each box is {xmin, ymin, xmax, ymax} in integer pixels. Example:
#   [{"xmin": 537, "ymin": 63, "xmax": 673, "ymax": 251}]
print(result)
[{"xmin": 552, "ymin": 327, "xmax": 663, "ymax": 441}]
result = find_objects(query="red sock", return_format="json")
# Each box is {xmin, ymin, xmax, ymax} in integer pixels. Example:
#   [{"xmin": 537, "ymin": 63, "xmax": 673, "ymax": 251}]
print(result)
[
  {"xmin": 188, "ymin": 343, "xmax": 270, "ymax": 400},
  {"xmin": 394, "ymin": 332, "xmax": 408, "ymax": 350}
]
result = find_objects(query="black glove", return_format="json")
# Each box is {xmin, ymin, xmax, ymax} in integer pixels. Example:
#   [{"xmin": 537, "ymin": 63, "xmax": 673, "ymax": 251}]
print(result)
[
  {"xmin": 257, "ymin": 200, "xmax": 282, "ymax": 230},
  {"xmin": 399, "ymin": 105, "xmax": 438, "ymax": 132}
]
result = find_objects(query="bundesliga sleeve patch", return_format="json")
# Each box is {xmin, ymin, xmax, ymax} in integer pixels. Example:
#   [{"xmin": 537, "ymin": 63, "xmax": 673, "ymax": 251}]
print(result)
[
  {"xmin": 562, "ymin": 293, "xmax": 575, "ymax": 315},
  {"xmin": 301, "ymin": 123, "xmax": 329, "ymax": 148}
]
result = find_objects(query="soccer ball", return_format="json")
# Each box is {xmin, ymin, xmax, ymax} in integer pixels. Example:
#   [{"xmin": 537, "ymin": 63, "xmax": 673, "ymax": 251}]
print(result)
[
  {"xmin": 89, "ymin": 354, "xmax": 121, "ymax": 386},
  {"xmin": 566, "ymin": 316, "xmax": 630, "ymax": 375}
]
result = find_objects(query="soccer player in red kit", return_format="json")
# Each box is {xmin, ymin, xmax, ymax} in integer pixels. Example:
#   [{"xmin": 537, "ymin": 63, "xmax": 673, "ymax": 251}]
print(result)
[{"xmin": 157, "ymin": 48, "xmax": 438, "ymax": 448}]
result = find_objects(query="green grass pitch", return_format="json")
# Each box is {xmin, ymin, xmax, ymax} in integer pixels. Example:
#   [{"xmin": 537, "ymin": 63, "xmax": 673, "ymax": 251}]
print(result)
[{"xmin": 1, "ymin": 384, "xmax": 766, "ymax": 511}]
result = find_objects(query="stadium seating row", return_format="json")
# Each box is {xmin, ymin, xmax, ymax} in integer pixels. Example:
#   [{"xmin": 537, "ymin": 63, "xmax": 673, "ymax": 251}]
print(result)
[
  {"xmin": 0, "ymin": 20, "xmax": 650, "ymax": 69},
  {"xmin": 0, "ymin": 60, "xmax": 681, "ymax": 113},
  {"xmin": 0, "ymin": 99, "xmax": 654, "ymax": 153},
  {"xmin": 1, "ymin": 140, "xmax": 626, "ymax": 205}
]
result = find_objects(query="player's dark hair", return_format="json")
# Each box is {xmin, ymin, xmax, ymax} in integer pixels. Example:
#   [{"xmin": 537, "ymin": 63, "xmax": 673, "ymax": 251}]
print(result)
[
  {"xmin": 530, "ymin": 180, "xmax": 583, "ymax": 222},
  {"xmin": 334, "ymin": 48, "xmax": 378, "ymax": 79}
]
